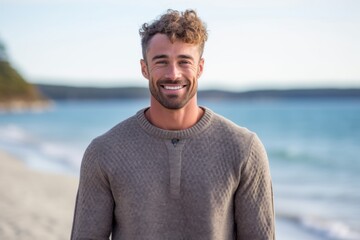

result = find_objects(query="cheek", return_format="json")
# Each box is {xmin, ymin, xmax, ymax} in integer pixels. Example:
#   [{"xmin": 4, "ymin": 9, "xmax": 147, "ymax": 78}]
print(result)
[
  {"xmin": 148, "ymin": 67, "xmax": 163, "ymax": 78},
  {"xmin": 190, "ymin": 65, "xmax": 201, "ymax": 76},
  {"xmin": 181, "ymin": 67, "xmax": 196, "ymax": 77}
]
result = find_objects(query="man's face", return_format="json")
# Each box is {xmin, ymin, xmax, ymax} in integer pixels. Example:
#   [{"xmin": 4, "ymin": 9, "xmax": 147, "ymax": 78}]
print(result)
[{"xmin": 141, "ymin": 34, "xmax": 204, "ymax": 109}]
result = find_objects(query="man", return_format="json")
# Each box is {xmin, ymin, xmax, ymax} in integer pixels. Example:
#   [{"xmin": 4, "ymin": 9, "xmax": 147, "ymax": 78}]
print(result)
[{"xmin": 71, "ymin": 9, "xmax": 275, "ymax": 240}]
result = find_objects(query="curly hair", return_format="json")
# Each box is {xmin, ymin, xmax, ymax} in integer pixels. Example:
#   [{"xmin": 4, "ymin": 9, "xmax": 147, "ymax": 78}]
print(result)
[{"xmin": 139, "ymin": 9, "xmax": 208, "ymax": 60}]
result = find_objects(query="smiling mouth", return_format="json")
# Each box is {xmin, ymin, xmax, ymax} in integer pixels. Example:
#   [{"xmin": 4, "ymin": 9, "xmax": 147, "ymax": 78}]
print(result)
[{"xmin": 162, "ymin": 85, "xmax": 186, "ymax": 90}]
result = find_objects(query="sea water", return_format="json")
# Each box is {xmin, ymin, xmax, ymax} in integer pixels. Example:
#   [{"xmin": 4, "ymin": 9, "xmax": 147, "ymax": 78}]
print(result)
[{"xmin": 1, "ymin": 98, "xmax": 359, "ymax": 240}]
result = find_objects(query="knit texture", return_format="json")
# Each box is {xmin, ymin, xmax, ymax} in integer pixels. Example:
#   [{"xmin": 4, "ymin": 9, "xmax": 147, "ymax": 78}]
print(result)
[{"xmin": 71, "ymin": 107, "xmax": 275, "ymax": 240}]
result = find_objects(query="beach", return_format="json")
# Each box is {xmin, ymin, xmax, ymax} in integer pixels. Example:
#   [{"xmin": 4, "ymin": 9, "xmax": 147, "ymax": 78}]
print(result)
[
  {"xmin": 0, "ymin": 151, "xmax": 331, "ymax": 240},
  {"xmin": 0, "ymin": 149, "xmax": 316, "ymax": 240},
  {"xmin": 0, "ymin": 150, "xmax": 78, "ymax": 240},
  {"xmin": 1, "ymin": 99, "xmax": 359, "ymax": 240}
]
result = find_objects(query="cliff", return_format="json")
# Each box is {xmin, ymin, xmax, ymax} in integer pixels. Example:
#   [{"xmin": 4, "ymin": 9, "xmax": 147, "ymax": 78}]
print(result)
[{"xmin": 0, "ymin": 61, "xmax": 49, "ymax": 111}]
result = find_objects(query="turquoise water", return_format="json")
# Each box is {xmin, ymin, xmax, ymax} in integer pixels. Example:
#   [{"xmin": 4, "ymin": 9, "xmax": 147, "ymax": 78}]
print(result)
[{"xmin": 1, "ymin": 99, "xmax": 359, "ymax": 239}]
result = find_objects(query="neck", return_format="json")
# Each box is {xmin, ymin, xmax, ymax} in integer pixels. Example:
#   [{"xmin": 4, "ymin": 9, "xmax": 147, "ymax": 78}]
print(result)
[{"xmin": 146, "ymin": 96, "xmax": 204, "ymax": 130}]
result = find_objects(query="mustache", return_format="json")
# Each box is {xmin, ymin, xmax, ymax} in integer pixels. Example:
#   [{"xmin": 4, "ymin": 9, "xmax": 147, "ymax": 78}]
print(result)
[{"xmin": 157, "ymin": 79, "xmax": 190, "ymax": 85}]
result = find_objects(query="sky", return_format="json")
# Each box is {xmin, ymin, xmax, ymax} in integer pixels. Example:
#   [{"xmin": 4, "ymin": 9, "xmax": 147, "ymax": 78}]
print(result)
[{"xmin": 0, "ymin": 0, "xmax": 360, "ymax": 91}]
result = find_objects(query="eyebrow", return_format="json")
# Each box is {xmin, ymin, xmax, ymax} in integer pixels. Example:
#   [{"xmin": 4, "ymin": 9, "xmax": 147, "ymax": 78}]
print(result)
[
  {"xmin": 151, "ymin": 54, "xmax": 194, "ymax": 62},
  {"xmin": 178, "ymin": 54, "xmax": 194, "ymax": 60},
  {"xmin": 152, "ymin": 55, "xmax": 168, "ymax": 62}
]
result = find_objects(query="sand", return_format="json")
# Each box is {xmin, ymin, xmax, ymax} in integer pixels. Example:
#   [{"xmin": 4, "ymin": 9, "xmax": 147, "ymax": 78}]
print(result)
[
  {"xmin": 0, "ymin": 149, "xmax": 326, "ymax": 240},
  {"xmin": 0, "ymin": 150, "xmax": 78, "ymax": 240}
]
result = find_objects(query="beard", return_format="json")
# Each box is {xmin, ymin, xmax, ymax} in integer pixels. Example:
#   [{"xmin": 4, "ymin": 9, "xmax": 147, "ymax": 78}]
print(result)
[{"xmin": 149, "ymin": 78, "xmax": 197, "ymax": 110}]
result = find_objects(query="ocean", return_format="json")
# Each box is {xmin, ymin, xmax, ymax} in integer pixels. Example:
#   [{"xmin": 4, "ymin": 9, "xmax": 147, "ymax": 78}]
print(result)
[{"xmin": 1, "ymin": 98, "xmax": 359, "ymax": 240}]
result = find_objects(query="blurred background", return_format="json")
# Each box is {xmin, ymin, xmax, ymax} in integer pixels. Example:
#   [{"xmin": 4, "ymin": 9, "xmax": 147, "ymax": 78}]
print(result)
[{"xmin": 1, "ymin": 0, "xmax": 360, "ymax": 239}]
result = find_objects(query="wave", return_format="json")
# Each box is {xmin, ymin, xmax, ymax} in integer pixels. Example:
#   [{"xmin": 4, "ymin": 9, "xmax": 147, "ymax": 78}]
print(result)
[
  {"xmin": 0, "ymin": 124, "xmax": 34, "ymax": 143},
  {"xmin": 268, "ymin": 145, "xmax": 360, "ymax": 173},
  {"xmin": 277, "ymin": 212, "xmax": 360, "ymax": 240},
  {"xmin": 0, "ymin": 124, "xmax": 84, "ymax": 174},
  {"xmin": 269, "ymin": 148, "xmax": 317, "ymax": 163}
]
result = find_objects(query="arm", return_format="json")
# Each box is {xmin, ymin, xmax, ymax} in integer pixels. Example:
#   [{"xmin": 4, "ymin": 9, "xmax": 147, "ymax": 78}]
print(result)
[
  {"xmin": 71, "ymin": 141, "xmax": 114, "ymax": 240},
  {"xmin": 234, "ymin": 134, "xmax": 275, "ymax": 240}
]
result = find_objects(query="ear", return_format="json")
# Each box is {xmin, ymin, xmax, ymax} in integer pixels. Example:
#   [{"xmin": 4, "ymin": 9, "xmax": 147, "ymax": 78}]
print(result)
[
  {"xmin": 197, "ymin": 58, "xmax": 205, "ymax": 79},
  {"xmin": 140, "ymin": 59, "xmax": 149, "ymax": 80}
]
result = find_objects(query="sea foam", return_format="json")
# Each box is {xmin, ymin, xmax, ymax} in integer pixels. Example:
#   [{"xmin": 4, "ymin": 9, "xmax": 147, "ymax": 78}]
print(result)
[
  {"xmin": 278, "ymin": 212, "xmax": 360, "ymax": 240},
  {"xmin": 0, "ymin": 124, "xmax": 83, "ymax": 174}
]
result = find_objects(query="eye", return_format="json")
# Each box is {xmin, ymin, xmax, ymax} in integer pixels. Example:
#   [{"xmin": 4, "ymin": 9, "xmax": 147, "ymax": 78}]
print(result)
[
  {"xmin": 179, "ymin": 60, "xmax": 191, "ymax": 65},
  {"xmin": 155, "ymin": 60, "xmax": 167, "ymax": 65}
]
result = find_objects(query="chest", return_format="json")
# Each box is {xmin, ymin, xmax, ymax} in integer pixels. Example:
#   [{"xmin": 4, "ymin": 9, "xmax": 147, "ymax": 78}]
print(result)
[{"xmin": 107, "ymin": 138, "xmax": 240, "ymax": 202}]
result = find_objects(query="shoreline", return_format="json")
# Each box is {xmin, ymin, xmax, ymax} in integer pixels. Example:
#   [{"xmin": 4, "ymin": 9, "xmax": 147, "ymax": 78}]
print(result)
[
  {"xmin": 0, "ymin": 149, "xmax": 338, "ymax": 240},
  {"xmin": 0, "ymin": 99, "xmax": 52, "ymax": 113},
  {"xmin": 0, "ymin": 150, "xmax": 78, "ymax": 240}
]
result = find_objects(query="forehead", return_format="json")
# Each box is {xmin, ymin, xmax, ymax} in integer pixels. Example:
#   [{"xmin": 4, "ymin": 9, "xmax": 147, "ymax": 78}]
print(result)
[{"xmin": 146, "ymin": 34, "xmax": 200, "ymax": 60}]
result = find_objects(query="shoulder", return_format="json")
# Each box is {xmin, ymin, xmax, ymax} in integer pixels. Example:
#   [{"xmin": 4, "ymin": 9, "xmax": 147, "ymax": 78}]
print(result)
[
  {"xmin": 82, "ymin": 111, "xmax": 142, "ymax": 164},
  {"xmin": 199, "ymin": 109, "xmax": 269, "ymax": 175},
  {"xmin": 209, "ymin": 110, "xmax": 255, "ymax": 144},
  {"xmin": 93, "ymin": 113, "xmax": 140, "ymax": 147},
  {"xmin": 200, "ymin": 109, "xmax": 261, "ymax": 161},
  {"xmin": 81, "ymin": 112, "xmax": 142, "ymax": 172},
  {"xmin": 208, "ymin": 111, "xmax": 270, "ymax": 176}
]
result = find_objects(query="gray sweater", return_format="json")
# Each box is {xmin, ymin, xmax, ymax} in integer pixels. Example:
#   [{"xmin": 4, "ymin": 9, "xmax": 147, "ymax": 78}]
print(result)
[{"xmin": 71, "ymin": 107, "xmax": 275, "ymax": 239}]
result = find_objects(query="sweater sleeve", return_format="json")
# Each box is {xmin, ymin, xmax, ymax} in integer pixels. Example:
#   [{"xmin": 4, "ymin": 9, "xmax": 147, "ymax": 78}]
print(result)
[
  {"xmin": 71, "ymin": 141, "xmax": 114, "ymax": 240},
  {"xmin": 234, "ymin": 134, "xmax": 275, "ymax": 240}
]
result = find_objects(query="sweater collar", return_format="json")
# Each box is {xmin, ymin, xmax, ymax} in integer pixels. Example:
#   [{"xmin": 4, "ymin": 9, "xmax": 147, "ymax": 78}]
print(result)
[{"xmin": 136, "ymin": 107, "xmax": 213, "ymax": 139}]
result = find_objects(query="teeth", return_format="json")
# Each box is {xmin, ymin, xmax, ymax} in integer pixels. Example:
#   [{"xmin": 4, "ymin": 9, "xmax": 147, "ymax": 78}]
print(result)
[{"xmin": 164, "ymin": 85, "xmax": 183, "ymax": 90}]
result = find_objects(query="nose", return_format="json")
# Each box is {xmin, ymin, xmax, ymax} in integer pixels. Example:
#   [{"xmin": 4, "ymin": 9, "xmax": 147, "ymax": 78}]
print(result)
[{"xmin": 164, "ymin": 63, "xmax": 182, "ymax": 80}]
